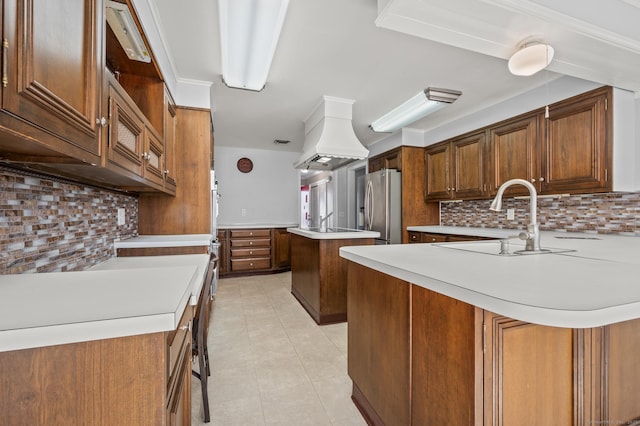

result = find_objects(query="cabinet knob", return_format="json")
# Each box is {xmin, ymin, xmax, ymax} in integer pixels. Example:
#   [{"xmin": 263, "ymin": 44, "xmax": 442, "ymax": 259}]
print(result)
[
  {"xmin": 249, "ymin": 241, "xmax": 253, "ymax": 245},
  {"xmin": 164, "ymin": 169, "xmax": 169, "ymax": 175},
  {"xmin": 531, "ymin": 178, "xmax": 536, "ymax": 183},
  {"xmin": 96, "ymin": 117, "xmax": 108, "ymax": 127},
  {"xmin": 539, "ymin": 177, "xmax": 545, "ymax": 182}
]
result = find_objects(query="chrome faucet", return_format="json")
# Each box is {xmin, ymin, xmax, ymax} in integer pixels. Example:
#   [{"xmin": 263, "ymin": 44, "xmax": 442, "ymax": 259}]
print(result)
[
  {"xmin": 319, "ymin": 212, "xmax": 333, "ymax": 228},
  {"xmin": 490, "ymin": 179, "xmax": 546, "ymax": 253}
]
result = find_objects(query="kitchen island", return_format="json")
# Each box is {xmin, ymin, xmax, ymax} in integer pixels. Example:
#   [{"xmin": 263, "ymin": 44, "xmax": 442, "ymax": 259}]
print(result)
[
  {"xmin": 288, "ymin": 227, "xmax": 379, "ymax": 324},
  {"xmin": 340, "ymin": 232, "xmax": 640, "ymax": 425},
  {"xmin": 0, "ymin": 254, "xmax": 210, "ymax": 425}
]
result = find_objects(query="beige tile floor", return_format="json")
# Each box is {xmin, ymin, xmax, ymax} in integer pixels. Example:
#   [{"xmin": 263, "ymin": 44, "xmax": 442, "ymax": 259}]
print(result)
[{"xmin": 191, "ymin": 272, "xmax": 367, "ymax": 426}]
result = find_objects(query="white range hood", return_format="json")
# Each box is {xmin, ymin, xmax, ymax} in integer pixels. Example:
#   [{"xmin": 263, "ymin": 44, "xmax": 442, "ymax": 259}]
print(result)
[{"xmin": 293, "ymin": 96, "xmax": 369, "ymax": 170}]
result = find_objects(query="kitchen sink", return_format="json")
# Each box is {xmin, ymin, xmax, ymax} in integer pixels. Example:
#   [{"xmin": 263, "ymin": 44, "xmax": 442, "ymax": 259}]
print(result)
[{"xmin": 434, "ymin": 240, "xmax": 576, "ymax": 256}]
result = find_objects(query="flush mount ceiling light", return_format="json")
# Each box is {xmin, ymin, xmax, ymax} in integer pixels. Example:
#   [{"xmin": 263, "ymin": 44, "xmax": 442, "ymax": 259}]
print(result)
[
  {"xmin": 218, "ymin": 0, "xmax": 290, "ymax": 91},
  {"xmin": 370, "ymin": 87, "xmax": 462, "ymax": 133},
  {"xmin": 508, "ymin": 42, "xmax": 554, "ymax": 76}
]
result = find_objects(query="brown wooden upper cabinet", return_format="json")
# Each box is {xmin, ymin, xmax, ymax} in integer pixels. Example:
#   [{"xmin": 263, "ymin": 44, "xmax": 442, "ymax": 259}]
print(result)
[
  {"xmin": 425, "ymin": 86, "xmax": 612, "ymax": 201},
  {"xmin": 368, "ymin": 148, "xmax": 402, "ymax": 172},
  {"xmin": 425, "ymin": 130, "xmax": 487, "ymax": 200},
  {"xmin": 541, "ymin": 87, "xmax": 610, "ymax": 194},
  {"xmin": 488, "ymin": 112, "xmax": 539, "ymax": 197},
  {"xmin": 0, "ymin": 0, "xmax": 102, "ymax": 163},
  {"xmin": 0, "ymin": 0, "xmax": 178, "ymax": 194}
]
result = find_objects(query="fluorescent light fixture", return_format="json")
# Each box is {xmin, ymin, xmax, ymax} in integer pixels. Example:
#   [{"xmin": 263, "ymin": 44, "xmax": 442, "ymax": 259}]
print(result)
[
  {"xmin": 219, "ymin": 0, "xmax": 290, "ymax": 91},
  {"xmin": 508, "ymin": 42, "xmax": 554, "ymax": 76},
  {"xmin": 105, "ymin": 0, "xmax": 151, "ymax": 63},
  {"xmin": 370, "ymin": 87, "xmax": 462, "ymax": 133}
]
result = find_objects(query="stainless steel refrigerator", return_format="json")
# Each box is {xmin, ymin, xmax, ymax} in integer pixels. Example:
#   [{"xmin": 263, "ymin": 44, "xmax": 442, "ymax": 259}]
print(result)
[{"xmin": 364, "ymin": 169, "xmax": 401, "ymax": 244}]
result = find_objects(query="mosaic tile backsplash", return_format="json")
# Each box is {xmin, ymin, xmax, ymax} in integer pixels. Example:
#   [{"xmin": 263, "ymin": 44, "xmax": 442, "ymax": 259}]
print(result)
[
  {"xmin": 440, "ymin": 192, "xmax": 640, "ymax": 236},
  {"xmin": 0, "ymin": 166, "xmax": 138, "ymax": 274}
]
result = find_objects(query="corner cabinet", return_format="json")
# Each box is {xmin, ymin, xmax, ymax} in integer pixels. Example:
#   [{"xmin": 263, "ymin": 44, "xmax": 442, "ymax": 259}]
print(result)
[
  {"xmin": 0, "ymin": 0, "xmax": 102, "ymax": 163},
  {"xmin": 347, "ymin": 262, "xmax": 640, "ymax": 426}
]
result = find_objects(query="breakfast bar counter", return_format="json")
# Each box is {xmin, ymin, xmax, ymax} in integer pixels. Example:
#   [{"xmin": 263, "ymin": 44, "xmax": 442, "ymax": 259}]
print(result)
[{"xmin": 339, "ymin": 231, "xmax": 640, "ymax": 425}]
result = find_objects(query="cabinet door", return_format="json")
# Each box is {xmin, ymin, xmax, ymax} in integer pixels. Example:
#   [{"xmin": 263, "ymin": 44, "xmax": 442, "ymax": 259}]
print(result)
[
  {"xmin": 489, "ymin": 114, "xmax": 539, "ymax": 195},
  {"xmin": 451, "ymin": 131, "xmax": 486, "ymax": 199},
  {"xmin": 542, "ymin": 88, "xmax": 611, "ymax": 194},
  {"xmin": 2, "ymin": 0, "xmax": 101, "ymax": 158},
  {"xmin": 107, "ymin": 82, "xmax": 144, "ymax": 176},
  {"xmin": 272, "ymin": 228, "xmax": 291, "ymax": 268},
  {"xmin": 483, "ymin": 313, "xmax": 577, "ymax": 426},
  {"xmin": 143, "ymin": 126, "xmax": 165, "ymax": 189},
  {"xmin": 424, "ymin": 142, "xmax": 451, "ymax": 200}
]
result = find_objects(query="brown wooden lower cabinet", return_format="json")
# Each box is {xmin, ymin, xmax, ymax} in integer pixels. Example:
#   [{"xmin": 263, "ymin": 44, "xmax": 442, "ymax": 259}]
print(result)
[
  {"xmin": 0, "ymin": 307, "xmax": 192, "ymax": 426},
  {"xmin": 291, "ymin": 234, "xmax": 375, "ymax": 325},
  {"xmin": 219, "ymin": 227, "xmax": 291, "ymax": 277},
  {"xmin": 347, "ymin": 261, "xmax": 640, "ymax": 426}
]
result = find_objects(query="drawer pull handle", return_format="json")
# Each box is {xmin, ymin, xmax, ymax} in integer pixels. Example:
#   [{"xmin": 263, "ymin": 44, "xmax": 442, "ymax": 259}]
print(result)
[{"xmin": 179, "ymin": 323, "xmax": 191, "ymax": 331}]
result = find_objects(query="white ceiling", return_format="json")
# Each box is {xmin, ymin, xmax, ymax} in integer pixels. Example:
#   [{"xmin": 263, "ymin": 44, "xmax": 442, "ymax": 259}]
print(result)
[{"xmin": 147, "ymin": 0, "xmax": 640, "ymax": 154}]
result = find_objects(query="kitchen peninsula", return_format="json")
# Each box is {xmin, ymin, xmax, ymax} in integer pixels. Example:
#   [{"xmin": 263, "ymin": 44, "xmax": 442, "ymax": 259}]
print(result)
[
  {"xmin": 0, "ymin": 255, "xmax": 211, "ymax": 425},
  {"xmin": 340, "ymin": 232, "xmax": 640, "ymax": 425},
  {"xmin": 288, "ymin": 227, "xmax": 379, "ymax": 324}
]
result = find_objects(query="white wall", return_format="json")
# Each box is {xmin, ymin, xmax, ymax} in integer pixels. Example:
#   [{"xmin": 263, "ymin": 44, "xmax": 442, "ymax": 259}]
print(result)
[{"xmin": 215, "ymin": 146, "xmax": 300, "ymax": 226}]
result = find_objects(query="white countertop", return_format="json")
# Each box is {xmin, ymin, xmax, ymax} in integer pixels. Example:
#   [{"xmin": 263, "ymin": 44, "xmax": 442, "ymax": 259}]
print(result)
[
  {"xmin": 114, "ymin": 234, "xmax": 213, "ymax": 248},
  {"xmin": 407, "ymin": 225, "xmax": 520, "ymax": 239},
  {"xmin": 0, "ymin": 254, "xmax": 210, "ymax": 352},
  {"xmin": 340, "ymin": 231, "xmax": 640, "ymax": 328},
  {"xmin": 90, "ymin": 254, "xmax": 211, "ymax": 306},
  {"xmin": 288, "ymin": 227, "xmax": 380, "ymax": 240}
]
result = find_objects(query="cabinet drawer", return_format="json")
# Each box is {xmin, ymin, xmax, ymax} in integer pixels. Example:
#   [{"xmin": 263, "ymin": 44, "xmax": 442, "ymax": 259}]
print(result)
[
  {"xmin": 421, "ymin": 233, "xmax": 449, "ymax": 243},
  {"xmin": 231, "ymin": 257, "xmax": 271, "ymax": 271},
  {"xmin": 230, "ymin": 229, "xmax": 271, "ymax": 238},
  {"xmin": 230, "ymin": 238, "xmax": 271, "ymax": 248},
  {"xmin": 231, "ymin": 247, "xmax": 271, "ymax": 258},
  {"xmin": 167, "ymin": 306, "xmax": 191, "ymax": 383}
]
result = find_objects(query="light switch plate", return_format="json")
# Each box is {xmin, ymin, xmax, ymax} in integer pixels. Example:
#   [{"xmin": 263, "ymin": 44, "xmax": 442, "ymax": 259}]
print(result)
[{"xmin": 507, "ymin": 208, "xmax": 515, "ymax": 220}]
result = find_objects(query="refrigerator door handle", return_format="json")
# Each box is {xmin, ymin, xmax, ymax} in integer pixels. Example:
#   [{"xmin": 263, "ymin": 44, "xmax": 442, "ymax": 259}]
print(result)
[{"xmin": 365, "ymin": 180, "xmax": 374, "ymax": 230}]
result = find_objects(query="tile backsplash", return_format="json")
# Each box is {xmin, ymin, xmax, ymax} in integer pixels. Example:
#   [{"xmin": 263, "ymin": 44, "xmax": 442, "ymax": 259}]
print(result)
[
  {"xmin": 0, "ymin": 166, "xmax": 138, "ymax": 274},
  {"xmin": 441, "ymin": 192, "xmax": 640, "ymax": 236}
]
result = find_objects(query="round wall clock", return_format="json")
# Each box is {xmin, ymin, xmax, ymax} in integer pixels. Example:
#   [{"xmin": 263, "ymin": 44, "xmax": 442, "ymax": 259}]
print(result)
[{"xmin": 237, "ymin": 157, "xmax": 254, "ymax": 173}]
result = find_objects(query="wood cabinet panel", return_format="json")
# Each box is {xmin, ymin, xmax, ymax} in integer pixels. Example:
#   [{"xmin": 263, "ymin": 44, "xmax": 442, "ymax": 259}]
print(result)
[
  {"xmin": 483, "ymin": 314, "xmax": 574, "ymax": 426},
  {"xmin": 542, "ymin": 87, "xmax": 611, "ymax": 194},
  {"xmin": 138, "ymin": 107, "xmax": 212, "ymax": 234},
  {"xmin": 106, "ymin": 76, "xmax": 145, "ymax": 177},
  {"xmin": 347, "ymin": 262, "xmax": 410, "ymax": 425},
  {"xmin": 425, "ymin": 142, "xmax": 451, "ymax": 199},
  {"xmin": 412, "ymin": 286, "xmax": 482, "ymax": 426},
  {"xmin": 0, "ymin": 340, "xmax": 101, "ymax": 425},
  {"xmin": 605, "ymin": 318, "xmax": 640, "ymax": 421},
  {"xmin": 272, "ymin": 228, "xmax": 291, "ymax": 268},
  {"xmin": 489, "ymin": 113, "xmax": 539, "ymax": 196},
  {"xmin": 451, "ymin": 131, "xmax": 486, "ymax": 199},
  {"xmin": 1, "ymin": 0, "xmax": 101, "ymax": 161}
]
